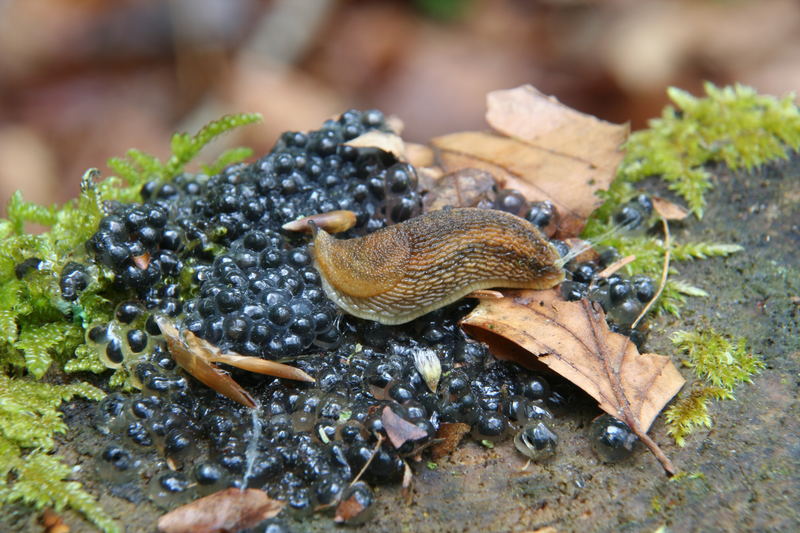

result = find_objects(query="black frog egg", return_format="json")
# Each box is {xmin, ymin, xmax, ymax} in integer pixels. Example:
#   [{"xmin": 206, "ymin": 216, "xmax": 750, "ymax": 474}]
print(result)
[
  {"xmin": 492, "ymin": 188, "xmax": 529, "ymax": 216},
  {"xmin": 335, "ymin": 481, "xmax": 375, "ymax": 525},
  {"xmin": 149, "ymin": 471, "xmax": 193, "ymax": 508},
  {"xmin": 472, "ymin": 411, "xmax": 509, "ymax": 442},
  {"xmin": 97, "ymin": 445, "xmax": 140, "ymax": 482},
  {"xmin": 514, "ymin": 421, "xmax": 558, "ymax": 461},
  {"xmin": 590, "ymin": 414, "xmax": 638, "ymax": 462}
]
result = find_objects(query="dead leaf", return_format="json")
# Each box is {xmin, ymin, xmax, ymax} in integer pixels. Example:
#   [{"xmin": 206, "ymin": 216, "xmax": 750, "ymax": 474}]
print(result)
[
  {"xmin": 157, "ymin": 488, "xmax": 284, "ymax": 533},
  {"xmin": 563, "ymin": 238, "xmax": 599, "ymax": 264},
  {"xmin": 344, "ymin": 130, "xmax": 406, "ymax": 160},
  {"xmin": 431, "ymin": 85, "xmax": 628, "ymax": 237},
  {"xmin": 382, "ymin": 406, "xmax": 428, "ymax": 449},
  {"xmin": 461, "ymin": 289, "xmax": 684, "ymax": 474},
  {"xmin": 405, "ymin": 142, "xmax": 435, "ymax": 167},
  {"xmin": 158, "ymin": 317, "xmax": 314, "ymax": 408},
  {"xmin": 41, "ymin": 509, "xmax": 69, "ymax": 533},
  {"xmin": 334, "ymin": 482, "xmax": 374, "ymax": 525},
  {"xmin": 652, "ymin": 196, "xmax": 690, "ymax": 220},
  {"xmin": 401, "ymin": 460, "xmax": 414, "ymax": 504},
  {"xmin": 335, "ymin": 494, "xmax": 366, "ymax": 524},
  {"xmin": 160, "ymin": 318, "xmax": 257, "ymax": 408},
  {"xmin": 132, "ymin": 253, "xmax": 150, "ymax": 270},
  {"xmin": 422, "ymin": 168, "xmax": 497, "ymax": 211},
  {"xmin": 431, "ymin": 422, "xmax": 471, "ymax": 460}
]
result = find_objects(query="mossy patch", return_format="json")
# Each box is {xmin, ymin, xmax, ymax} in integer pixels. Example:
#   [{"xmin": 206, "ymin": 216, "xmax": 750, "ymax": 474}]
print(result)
[
  {"xmin": 664, "ymin": 329, "xmax": 764, "ymax": 446},
  {"xmin": 0, "ymin": 113, "xmax": 260, "ymax": 532},
  {"xmin": 584, "ymin": 82, "xmax": 799, "ymax": 317}
]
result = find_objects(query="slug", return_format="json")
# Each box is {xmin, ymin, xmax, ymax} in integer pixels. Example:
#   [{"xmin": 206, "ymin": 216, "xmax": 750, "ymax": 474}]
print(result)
[{"xmin": 310, "ymin": 207, "xmax": 565, "ymax": 325}]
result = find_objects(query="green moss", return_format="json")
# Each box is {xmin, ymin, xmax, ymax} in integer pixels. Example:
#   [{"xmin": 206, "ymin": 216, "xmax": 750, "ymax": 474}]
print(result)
[
  {"xmin": 582, "ymin": 82, "xmax": 799, "ymax": 316},
  {"xmin": 664, "ymin": 329, "xmax": 764, "ymax": 446},
  {"xmin": 0, "ymin": 375, "xmax": 117, "ymax": 532},
  {"xmin": 0, "ymin": 113, "xmax": 260, "ymax": 530},
  {"xmin": 620, "ymin": 82, "xmax": 800, "ymax": 217}
]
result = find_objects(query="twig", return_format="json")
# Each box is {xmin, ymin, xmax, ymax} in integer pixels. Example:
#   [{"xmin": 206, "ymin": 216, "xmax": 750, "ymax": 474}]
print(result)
[
  {"xmin": 596, "ymin": 255, "xmax": 637, "ymax": 279},
  {"xmin": 631, "ymin": 217, "xmax": 670, "ymax": 330},
  {"xmin": 350, "ymin": 434, "xmax": 384, "ymax": 487},
  {"xmin": 613, "ymin": 217, "xmax": 677, "ymax": 475}
]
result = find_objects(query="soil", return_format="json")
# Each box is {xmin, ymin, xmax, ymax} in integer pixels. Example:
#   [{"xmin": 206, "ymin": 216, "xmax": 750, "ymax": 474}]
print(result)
[{"xmin": 4, "ymin": 154, "xmax": 798, "ymax": 533}]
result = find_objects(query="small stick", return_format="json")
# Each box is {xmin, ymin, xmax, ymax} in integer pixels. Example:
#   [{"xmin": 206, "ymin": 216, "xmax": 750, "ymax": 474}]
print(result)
[
  {"xmin": 350, "ymin": 435, "xmax": 384, "ymax": 487},
  {"xmin": 596, "ymin": 255, "xmax": 637, "ymax": 278},
  {"xmin": 631, "ymin": 217, "xmax": 671, "ymax": 330}
]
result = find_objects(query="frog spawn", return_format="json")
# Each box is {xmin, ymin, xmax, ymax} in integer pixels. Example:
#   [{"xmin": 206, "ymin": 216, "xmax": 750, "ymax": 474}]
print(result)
[{"xmin": 71, "ymin": 109, "xmax": 652, "ymax": 524}]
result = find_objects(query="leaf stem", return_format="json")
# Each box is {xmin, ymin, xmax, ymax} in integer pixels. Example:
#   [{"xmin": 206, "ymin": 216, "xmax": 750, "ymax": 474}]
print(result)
[{"xmin": 631, "ymin": 216, "xmax": 671, "ymax": 330}]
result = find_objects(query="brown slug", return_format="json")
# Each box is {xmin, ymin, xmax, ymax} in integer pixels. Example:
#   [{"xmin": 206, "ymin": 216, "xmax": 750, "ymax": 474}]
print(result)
[{"xmin": 310, "ymin": 207, "xmax": 565, "ymax": 324}]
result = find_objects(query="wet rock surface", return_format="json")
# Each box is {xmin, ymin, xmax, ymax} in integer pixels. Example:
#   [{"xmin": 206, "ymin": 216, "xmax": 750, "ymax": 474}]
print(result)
[{"xmin": 5, "ymin": 154, "xmax": 799, "ymax": 533}]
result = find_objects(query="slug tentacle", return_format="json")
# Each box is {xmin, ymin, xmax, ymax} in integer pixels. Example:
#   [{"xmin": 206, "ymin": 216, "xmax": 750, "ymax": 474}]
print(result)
[{"xmin": 311, "ymin": 207, "xmax": 565, "ymax": 325}]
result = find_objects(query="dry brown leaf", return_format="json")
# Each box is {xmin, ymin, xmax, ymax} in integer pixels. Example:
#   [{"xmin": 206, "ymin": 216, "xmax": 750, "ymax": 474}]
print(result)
[
  {"xmin": 159, "ymin": 318, "xmax": 257, "ymax": 409},
  {"xmin": 281, "ymin": 210, "xmax": 357, "ymax": 234},
  {"xmin": 431, "ymin": 85, "xmax": 628, "ymax": 237},
  {"xmin": 422, "ymin": 168, "xmax": 497, "ymax": 211},
  {"xmin": 461, "ymin": 289, "xmax": 684, "ymax": 474},
  {"xmin": 597, "ymin": 255, "xmax": 637, "ymax": 278},
  {"xmin": 652, "ymin": 196, "xmax": 690, "ymax": 220},
  {"xmin": 132, "ymin": 253, "xmax": 150, "ymax": 270},
  {"xmin": 382, "ymin": 405, "xmax": 428, "ymax": 449},
  {"xmin": 405, "ymin": 142, "xmax": 435, "ymax": 167},
  {"xmin": 335, "ymin": 496, "xmax": 365, "ymax": 524},
  {"xmin": 41, "ymin": 509, "xmax": 69, "ymax": 533},
  {"xmin": 431, "ymin": 422, "xmax": 471, "ymax": 460},
  {"xmin": 157, "ymin": 488, "xmax": 284, "ymax": 533},
  {"xmin": 344, "ymin": 130, "xmax": 406, "ymax": 160}
]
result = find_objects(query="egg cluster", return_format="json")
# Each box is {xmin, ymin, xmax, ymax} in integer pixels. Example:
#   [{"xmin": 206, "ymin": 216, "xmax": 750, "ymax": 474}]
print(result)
[
  {"xmin": 93, "ymin": 296, "xmax": 581, "ymax": 518},
  {"xmin": 66, "ymin": 110, "xmax": 641, "ymax": 524},
  {"xmin": 560, "ymin": 257, "xmax": 656, "ymax": 348}
]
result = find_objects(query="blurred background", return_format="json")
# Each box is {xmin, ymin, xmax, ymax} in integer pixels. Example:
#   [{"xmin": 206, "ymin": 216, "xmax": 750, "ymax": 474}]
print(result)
[{"xmin": 1, "ymin": 0, "xmax": 798, "ymax": 211}]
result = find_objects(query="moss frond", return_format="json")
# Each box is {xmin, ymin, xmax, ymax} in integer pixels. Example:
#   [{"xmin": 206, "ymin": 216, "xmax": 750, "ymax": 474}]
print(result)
[
  {"xmin": 664, "ymin": 385, "xmax": 728, "ymax": 447},
  {"xmin": 6, "ymin": 192, "xmax": 58, "ymax": 234},
  {"xmin": 165, "ymin": 112, "xmax": 262, "ymax": 178},
  {"xmin": 665, "ymin": 329, "xmax": 764, "ymax": 445},
  {"xmin": 202, "ymin": 146, "xmax": 254, "ymax": 175},
  {"xmin": 0, "ymin": 376, "xmax": 115, "ymax": 532},
  {"xmin": 671, "ymin": 329, "xmax": 764, "ymax": 390},
  {"xmin": 620, "ymin": 82, "xmax": 800, "ymax": 217},
  {"xmin": 0, "ymin": 113, "xmax": 261, "ymax": 528},
  {"xmin": 658, "ymin": 279, "xmax": 709, "ymax": 317},
  {"xmin": 671, "ymin": 242, "xmax": 744, "ymax": 261},
  {"xmin": 0, "ymin": 451, "xmax": 119, "ymax": 533}
]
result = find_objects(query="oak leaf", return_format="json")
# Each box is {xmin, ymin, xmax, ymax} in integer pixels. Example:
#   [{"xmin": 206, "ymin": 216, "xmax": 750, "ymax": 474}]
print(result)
[
  {"xmin": 382, "ymin": 405, "xmax": 428, "ymax": 449},
  {"xmin": 157, "ymin": 488, "xmax": 284, "ymax": 533},
  {"xmin": 431, "ymin": 85, "xmax": 628, "ymax": 236},
  {"xmin": 461, "ymin": 289, "xmax": 684, "ymax": 474}
]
